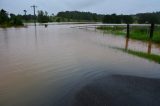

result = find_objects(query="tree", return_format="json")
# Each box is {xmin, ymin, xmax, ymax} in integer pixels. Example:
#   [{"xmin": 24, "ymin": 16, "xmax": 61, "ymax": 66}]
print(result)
[
  {"xmin": 10, "ymin": 14, "xmax": 23, "ymax": 26},
  {"xmin": 103, "ymin": 14, "xmax": 121, "ymax": 23},
  {"xmin": 56, "ymin": 18, "xmax": 61, "ymax": 22},
  {"xmin": 56, "ymin": 11, "xmax": 104, "ymax": 22},
  {"xmin": 137, "ymin": 12, "xmax": 160, "ymax": 24},
  {"xmin": 0, "ymin": 9, "xmax": 23, "ymax": 27},
  {"xmin": 37, "ymin": 10, "xmax": 50, "ymax": 23},
  {"xmin": 103, "ymin": 14, "xmax": 134, "ymax": 24},
  {"xmin": 121, "ymin": 15, "xmax": 134, "ymax": 24},
  {"xmin": 0, "ymin": 9, "xmax": 9, "ymax": 24}
]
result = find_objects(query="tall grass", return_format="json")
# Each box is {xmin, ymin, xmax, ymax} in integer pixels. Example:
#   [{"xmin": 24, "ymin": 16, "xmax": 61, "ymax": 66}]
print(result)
[
  {"xmin": 97, "ymin": 26, "xmax": 160, "ymax": 43},
  {"xmin": 113, "ymin": 47, "xmax": 160, "ymax": 64}
]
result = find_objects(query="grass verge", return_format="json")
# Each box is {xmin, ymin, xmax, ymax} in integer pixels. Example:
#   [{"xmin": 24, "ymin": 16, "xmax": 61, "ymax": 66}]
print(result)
[
  {"xmin": 112, "ymin": 47, "xmax": 160, "ymax": 64},
  {"xmin": 97, "ymin": 26, "xmax": 160, "ymax": 43}
]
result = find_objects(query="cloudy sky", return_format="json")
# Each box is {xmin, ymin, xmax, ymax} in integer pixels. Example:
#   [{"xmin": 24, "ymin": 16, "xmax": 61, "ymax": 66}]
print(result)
[{"xmin": 0, "ymin": 0, "xmax": 160, "ymax": 15}]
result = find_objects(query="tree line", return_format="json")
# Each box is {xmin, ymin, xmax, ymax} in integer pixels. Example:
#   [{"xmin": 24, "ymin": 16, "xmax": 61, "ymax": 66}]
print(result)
[
  {"xmin": 1, "ymin": 9, "xmax": 160, "ymax": 27},
  {"xmin": 136, "ymin": 12, "xmax": 160, "ymax": 24},
  {"xmin": 0, "ymin": 9, "xmax": 52, "ymax": 27},
  {"xmin": 57, "ymin": 11, "xmax": 104, "ymax": 22},
  {"xmin": 103, "ymin": 12, "xmax": 160, "ymax": 24},
  {"xmin": 102, "ymin": 14, "xmax": 134, "ymax": 24},
  {"xmin": 56, "ymin": 11, "xmax": 160, "ymax": 24},
  {"xmin": 0, "ymin": 9, "xmax": 23, "ymax": 27}
]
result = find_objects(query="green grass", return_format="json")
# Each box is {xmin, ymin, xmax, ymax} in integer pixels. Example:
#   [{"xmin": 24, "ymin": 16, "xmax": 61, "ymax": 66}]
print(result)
[
  {"xmin": 0, "ymin": 22, "xmax": 24, "ymax": 28},
  {"xmin": 113, "ymin": 47, "xmax": 160, "ymax": 64},
  {"xmin": 97, "ymin": 26, "xmax": 126, "ymax": 35},
  {"xmin": 97, "ymin": 26, "xmax": 160, "ymax": 43}
]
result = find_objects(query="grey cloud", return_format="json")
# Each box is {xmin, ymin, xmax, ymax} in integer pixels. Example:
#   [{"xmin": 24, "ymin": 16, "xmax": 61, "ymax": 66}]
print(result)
[
  {"xmin": 0, "ymin": 0, "xmax": 160, "ymax": 15},
  {"xmin": 63, "ymin": 0, "xmax": 106, "ymax": 10}
]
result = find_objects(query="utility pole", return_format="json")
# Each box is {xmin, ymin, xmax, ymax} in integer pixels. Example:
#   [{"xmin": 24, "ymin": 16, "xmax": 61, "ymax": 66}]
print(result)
[
  {"xmin": 23, "ymin": 10, "xmax": 27, "ymax": 15},
  {"xmin": 23, "ymin": 10, "xmax": 27, "ymax": 22},
  {"xmin": 31, "ymin": 5, "xmax": 37, "ymax": 26}
]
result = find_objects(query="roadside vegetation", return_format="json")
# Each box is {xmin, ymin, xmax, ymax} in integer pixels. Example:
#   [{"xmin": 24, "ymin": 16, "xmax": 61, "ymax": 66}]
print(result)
[
  {"xmin": 0, "ymin": 9, "xmax": 23, "ymax": 27},
  {"xmin": 114, "ymin": 47, "xmax": 160, "ymax": 64},
  {"xmin": 97, "ymin": 26, "xmax": 160, "ymax": 43}
]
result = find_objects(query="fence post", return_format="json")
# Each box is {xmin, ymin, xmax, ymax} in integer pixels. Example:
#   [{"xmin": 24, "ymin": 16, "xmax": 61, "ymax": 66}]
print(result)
[
  {"xmin": 147, "ymin": 23, "xmax": 155, "ymax": 54},
  {"xmin": 126, "ymin": 24, "xmax": 130, "ymax": 38},
  {"xmin": 149, "ymin": 23, "xmax": 155, "ymax": 39}
]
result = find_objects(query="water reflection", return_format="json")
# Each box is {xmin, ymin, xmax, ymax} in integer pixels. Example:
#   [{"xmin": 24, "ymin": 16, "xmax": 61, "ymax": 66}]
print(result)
[
  {"xmin": 125, "ymin": 37, "xmax": 129, "ymax": 50},
  {"xmin": 45, "ymin": 24, "xmax": 48, "ymax": 28},
  {"xmin": 3, "ymin": 29, "xmax": 9, "ymax": 49},
  {"xmin": 148, "ymin": 40, "xmax": 152, "ymax": 54},
  {"xmin": 34, "ymin": 26, "xmax": 38, "ymax": 48},
  {"xmin": 78, "ymin": 25, "xmax": 160, "ymax": 55},
  {"xmin": 124, "ymin": 37, "xmax": 153, "ymax": 54}
]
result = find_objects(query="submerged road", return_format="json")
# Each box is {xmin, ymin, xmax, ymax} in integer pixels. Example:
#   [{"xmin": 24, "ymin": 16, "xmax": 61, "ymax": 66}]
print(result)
[{"xmin": 0, "ymin": 24, "xmax": 160, "ymax": 106}]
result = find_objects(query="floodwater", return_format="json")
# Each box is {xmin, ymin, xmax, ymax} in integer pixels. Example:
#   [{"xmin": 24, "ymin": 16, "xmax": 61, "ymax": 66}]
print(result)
[{"xmin": 0, "ymin": 24, "xmax": 160, "ymax": 106}]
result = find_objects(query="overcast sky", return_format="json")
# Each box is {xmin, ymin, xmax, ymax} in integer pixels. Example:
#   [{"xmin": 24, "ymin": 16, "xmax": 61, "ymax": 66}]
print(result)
[{"xmin": 0, "ymin": 0, "xmax": 160, "ymax": 15}]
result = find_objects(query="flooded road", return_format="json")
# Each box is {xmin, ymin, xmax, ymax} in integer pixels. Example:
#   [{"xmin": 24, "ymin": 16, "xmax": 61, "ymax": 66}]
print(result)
[{"xmin": 0, "ymin": 25, "xmax": 160, "ymax": 106}]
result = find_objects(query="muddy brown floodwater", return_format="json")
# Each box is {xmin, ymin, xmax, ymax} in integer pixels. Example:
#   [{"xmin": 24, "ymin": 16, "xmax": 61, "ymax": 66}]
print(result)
[{"xmin": 0, "ymin": 24, "xmax": 160, "ymax": 106}]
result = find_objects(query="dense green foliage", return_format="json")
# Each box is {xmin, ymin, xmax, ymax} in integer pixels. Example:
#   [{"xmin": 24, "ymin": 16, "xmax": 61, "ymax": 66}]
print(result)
[
  {"xmin": 22, "ymin": 14, "xmax": 35, "ymax": 22},
  {"xmin": 0, "ymin": 9, "xmax": 9, "ymax": 25},
  {"xmin": 0, "ymin": 9, "xmax": 23, "ymax": 27},
  {"xmin": 137, "ymin": 12, "xmax": 160, "ymax": 24},
  {"xmin": 97, "ymin": 26, "xmax": 160, "ymax": 43},
  {"xmin": 56, "ymin": 11, "xmax": 160, "ymax": 24},
  {"xmin": 103, "ymin": 12, "xmax": 160, "ymax": 24},
  {"xmin": 10, "ymin": 14, "xmax": 24, "ymax": 26},
  {"xmin": 103, "ymin": 14, "xmax": 134, "ymax": 24},
  {"xmin": 37, "ymin": 10, "xmax": 50, "ymax": 23},
  {"xmin": 57, "ymin": 11, "xmax": 104, "ymax": 22}
]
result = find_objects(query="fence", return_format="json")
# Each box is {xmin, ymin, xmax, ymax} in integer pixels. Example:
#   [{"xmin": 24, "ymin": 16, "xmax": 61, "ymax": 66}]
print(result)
[{"xmin": 74, "ymin": 24, "xmax": 159, "ymax": 54}]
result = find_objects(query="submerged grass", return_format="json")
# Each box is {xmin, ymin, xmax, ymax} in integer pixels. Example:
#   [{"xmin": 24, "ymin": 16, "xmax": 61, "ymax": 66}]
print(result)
[
  {"xmin": 97, "ymin": 26, "xmax": 160, "ymax": 43},
  {"xmin": 97, "ymin": 26, "xmax": 126, "ymax": 35},
  {"xmin": 113, "ymin": 47, "xmax": 160, "ymax": 64}
]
